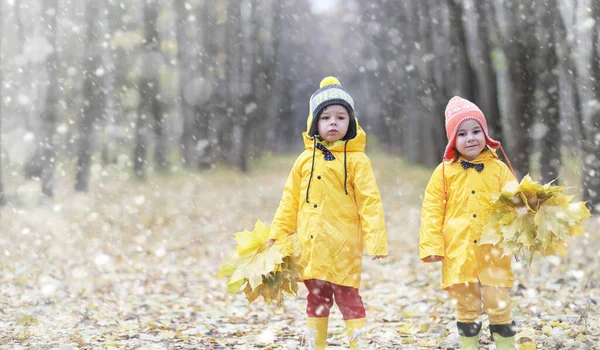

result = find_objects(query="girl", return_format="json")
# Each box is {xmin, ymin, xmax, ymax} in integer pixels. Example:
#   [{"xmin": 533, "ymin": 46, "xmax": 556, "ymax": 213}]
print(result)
[
  {"xmin": 419, "ymin": 96, "xmax": 518, "ymax": 350},
  {"xmin": 267, "ymin": 76, "xmax": 388, "ymax": 349}
]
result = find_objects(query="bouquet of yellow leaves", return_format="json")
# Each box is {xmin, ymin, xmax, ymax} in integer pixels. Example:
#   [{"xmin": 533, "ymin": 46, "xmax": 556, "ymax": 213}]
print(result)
[
  {"xmin": 218, "ymin": 220, "xmax": 302, "ymax": 304},
  {"xmin": 480, "ymin": 175, "xmax": 591, "ymax": 265}
]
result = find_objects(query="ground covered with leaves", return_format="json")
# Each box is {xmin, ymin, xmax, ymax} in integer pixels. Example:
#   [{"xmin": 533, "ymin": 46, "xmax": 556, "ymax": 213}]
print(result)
[{"xmin": 1, "ymin": 155, "xmax": 599, "ymax": 349}]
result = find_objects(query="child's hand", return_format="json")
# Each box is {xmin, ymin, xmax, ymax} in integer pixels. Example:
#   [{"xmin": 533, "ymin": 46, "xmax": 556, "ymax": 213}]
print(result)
[
  {"xmin": 372, "ymin": 255, "xmax": 387, "ymax": 260},
  {"xmin": 265, "ymin": 239, "xmax": 276, "ymax": 247},
  {"xmin": 423, "ymin": 255, "xmax": 443, "ymax": 262}
]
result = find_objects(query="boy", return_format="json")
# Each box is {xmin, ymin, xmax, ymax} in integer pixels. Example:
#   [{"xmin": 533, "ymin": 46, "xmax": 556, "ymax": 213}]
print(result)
[{"xmin": 267, "ymin": 76, "xmax": 388, "ymax": 349}]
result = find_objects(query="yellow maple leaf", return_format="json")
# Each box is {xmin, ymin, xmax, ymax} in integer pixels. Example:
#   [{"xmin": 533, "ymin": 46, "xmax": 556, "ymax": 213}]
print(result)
[
  {"xmin": 217, "ymin": 251, "xmax": 238, "ymax": 278},
  {"xmin": 230, "ymin": 246, "xmax": 283, "ymax": 289},
  {"xmin": 234, "ymin": 220, "xmax": 271, "ymax": 256},
  {"xmin": 482, "ymin": 174, "xmax": 590, "ymax": 265},
  {"xmin": 517, "ymin": 342, "xmax": 537, "ymax": 350},
  {"xmin": 219, "ymin": 220, "xmax": 303, "ymax": 304}
]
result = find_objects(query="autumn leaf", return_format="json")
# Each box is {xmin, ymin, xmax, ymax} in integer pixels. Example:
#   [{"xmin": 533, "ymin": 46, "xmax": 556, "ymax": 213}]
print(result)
[
  {"xmin": 482, "ymin": 174, "xmax": 590, "ymax": 265},
  {"xmin": 16, "ymin": 315, "xmax": 38, "ymax": 326},
  {"xmin": 219, "ymin": 220, "xmax": 303, "ymax": 304},
  {"xmin": 518, "ymin": 342, "xmax": 537, "ymax": 350},
  {"xmin": 234, "ymin": 220, "xmax": 271, "ymax": 256},
  {"xmin": 230, "ymin": 245, "xmax": 283, "ymax": 289}
]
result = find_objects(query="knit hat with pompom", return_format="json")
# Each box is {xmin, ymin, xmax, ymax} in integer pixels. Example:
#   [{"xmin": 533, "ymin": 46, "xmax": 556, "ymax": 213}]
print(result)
[{"xmin": 307, "ymin": 76, "xmax": 356, "ymax": 140}]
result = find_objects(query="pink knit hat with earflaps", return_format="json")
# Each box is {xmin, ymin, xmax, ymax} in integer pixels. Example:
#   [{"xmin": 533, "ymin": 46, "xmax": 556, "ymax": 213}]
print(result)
[{"xmin": 443, "ymin": 96, "xmax": 501, "ymax": 160}]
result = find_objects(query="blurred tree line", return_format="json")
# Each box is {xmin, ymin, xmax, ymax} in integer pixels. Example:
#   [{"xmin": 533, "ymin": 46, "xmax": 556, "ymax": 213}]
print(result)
[{"xmin": 0, "ymin": 0, "xmax": 599, "ymax": 212}]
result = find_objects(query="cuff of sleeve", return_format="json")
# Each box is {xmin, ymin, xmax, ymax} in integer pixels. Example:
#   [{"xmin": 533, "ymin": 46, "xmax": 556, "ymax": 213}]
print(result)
[
  {"xmin": 269, "ymin": 231, "xmax": 292, "ymax": 241},
  {"xmin": 367, "ymin": 248, "xmax": 388, "ymax": 256},
  {"xmin": 419, "ymin": 250, "xmax": 444, "ymax": 261}
]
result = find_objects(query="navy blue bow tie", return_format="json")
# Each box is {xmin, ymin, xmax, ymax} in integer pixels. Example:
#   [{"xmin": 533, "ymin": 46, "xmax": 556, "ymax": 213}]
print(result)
[
  {"xmin": 461, "ymin": 160, "xmax": 484, "ymax": 172},
  {"xmin": 316, "ymin": 143, "xmax": 335, "ymax": 161}
]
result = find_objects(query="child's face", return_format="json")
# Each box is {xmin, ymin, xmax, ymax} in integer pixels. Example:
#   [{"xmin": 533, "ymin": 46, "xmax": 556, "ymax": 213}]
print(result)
[
  {"xmin": 318, "ymin": 105, "xmax": 350, "ymax": 142},
  {"xmin": 455, "ymin": 119, "xmax": 486, "ymax": 161}
]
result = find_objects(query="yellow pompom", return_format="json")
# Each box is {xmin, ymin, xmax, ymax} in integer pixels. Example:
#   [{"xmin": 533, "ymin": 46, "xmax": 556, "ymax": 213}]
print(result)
[{"xmin": 320, "ymin": 76, "xmax": 341, "ymax": 88}]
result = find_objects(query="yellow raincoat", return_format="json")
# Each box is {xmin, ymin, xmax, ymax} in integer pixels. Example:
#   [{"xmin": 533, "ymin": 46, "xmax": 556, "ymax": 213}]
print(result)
[
  {"xmin": 419, "ymin": 149, "xmax": 517, "ymax": 290},
  {"xmin": 270, "ymin": 116, "xmax": 388, "ymax": 288}
]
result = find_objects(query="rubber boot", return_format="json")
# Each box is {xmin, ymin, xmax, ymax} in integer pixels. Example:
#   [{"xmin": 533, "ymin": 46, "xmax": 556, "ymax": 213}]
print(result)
[
  {"xmin": 457, "ymin": 321, "xmax": 482, "ymax": 350},
  {"xmin": 490, "ymin": 322, "xmax": 516, "ymax": 350},
  {"xmin": 345, "ymin": 318, "xmax": 367, "ymax": 350},
  {"xmin": 306, "ymin": 317, "xmax": 328, "ymax": 350}
]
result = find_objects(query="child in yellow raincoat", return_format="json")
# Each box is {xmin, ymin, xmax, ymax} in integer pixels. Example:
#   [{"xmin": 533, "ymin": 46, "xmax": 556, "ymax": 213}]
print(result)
[
  {"xmin": 267, "ymin": 76, "xmax": 388, "ymax": 349},
  {"xmin": 419, "ymin": 96, "xmax": 518, "ymax": 350}
]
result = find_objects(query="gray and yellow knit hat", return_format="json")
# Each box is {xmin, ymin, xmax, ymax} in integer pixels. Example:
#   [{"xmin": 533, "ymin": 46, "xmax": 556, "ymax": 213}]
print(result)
[{"xmin": 307, "ymin": 76, "xmax": 357, "ymax": 140}]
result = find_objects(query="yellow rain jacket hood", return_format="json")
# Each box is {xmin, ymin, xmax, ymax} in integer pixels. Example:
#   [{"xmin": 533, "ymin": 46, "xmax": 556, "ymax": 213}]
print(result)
[
  {"xmin": 420, "ymin": 149, "xmax": 517, "ymax": 290},
  {"xmin": 270, "ymin": 115, "xmax": 388, "ymax": 288}
]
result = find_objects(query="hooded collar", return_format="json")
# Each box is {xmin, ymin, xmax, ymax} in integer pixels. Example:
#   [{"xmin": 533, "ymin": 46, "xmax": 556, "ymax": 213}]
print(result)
[
  {"xmin": 452, "ymin": 147, "xmax": 498, "ymax": 164},
  {"xmin": 302, "ymin": 114, "xmax": 366, "ymax": 203}
]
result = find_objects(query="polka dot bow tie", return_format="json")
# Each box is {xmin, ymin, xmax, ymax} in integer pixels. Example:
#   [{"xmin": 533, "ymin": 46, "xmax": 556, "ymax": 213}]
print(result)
[
  {"xmin": 316, "ymin": 143, "xmax": 335, "ymax": 161},
  {"xmin": 461, "ymin": 160, "xmax": 484, "ymax": 172}
]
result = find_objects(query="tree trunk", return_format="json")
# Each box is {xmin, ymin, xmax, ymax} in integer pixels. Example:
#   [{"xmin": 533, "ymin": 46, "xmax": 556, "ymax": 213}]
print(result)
[
  {"xmin": 133, "ymin": 113, "xmax": 148, "ymax": 179},
  {"xmin": 39, "ymin": 0, "xmax": 59, "ymax": 197},
  {"xmin": 21, "ymin": 2, "xmax": 43, "ymax": 180},
  {"xmin": 404, "ymin": 1, "xmax": 421, "ymax": 163},
  {"xmin": 148, "ymin": 2, "xmax": 167, "ymax": 171},
  {"xmin": 0, "ymin": 0, "xmax": 5, "ymax": 205},
  {"xmin": 75, "ymin": 1, "xmax": 104, "ymax": 192},
  {"xmin": 496, "ymin": 1, "xmax": 537, "ymax": 179},
  {"xmin": 101, "ymin": 0, "xmax": 123, "ymax": 166},
  {"xmin": 224, "ymin": 0, "xmax": 243, "ymax": 168},
  {"xmin": 538, "ymin": 0, "xmax": 561, "ymax": 184},
  {"xmin": 582, "ymin": 0, "xmax": 600, "ymax": 212},
  {"xmin": 175, "ymin": 0, "xmax": 199, "ymax": 168},
  {"xmin": 418, "ymin": 0, "xmax": 445, "ymax": 167},
  {"xmin": 445, "ymin": 0, "xmax": 473, "ymax": 99},
  {"xmin": 264, "ymin": 0, "xmax": 283, "ymax": 151},
  {"xmin": 198, "ymin": 0, "xmax": 222, "ymax": 168},
  {"xmin": 135, "ymin": 0, "xmax": 166, "ymax": 177},
  {"xmin": 465, "ymin": 0, "xmax": 502, "ymax": 139}
]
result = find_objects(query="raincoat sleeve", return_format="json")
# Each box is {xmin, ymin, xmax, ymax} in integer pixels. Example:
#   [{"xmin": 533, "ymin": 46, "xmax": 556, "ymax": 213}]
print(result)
[
  {"xmin": 354, "ymin": 155, "xmax": 388, "ymax": 256},
  {"xmin": 269, "ymin": 155, "xmax": 303, "ymax": 241},
  {"xmin": 419, "ymin": 164, "xmax": 446, "ymax": 262}
]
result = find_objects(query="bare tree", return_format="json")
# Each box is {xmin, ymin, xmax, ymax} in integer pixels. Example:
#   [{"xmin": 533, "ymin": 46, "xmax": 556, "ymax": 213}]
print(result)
[
  {"xmin": 260, "ymin": 0, "xmax": 283, "ymax": 152},
  {"xmin": 417, "ymin": 0, "xmax": 446, "ymax": 167},
  {"xmin": 463, "ymin": 0, "xmax": 502, "ymax": 139},
  {"xmin": 38, "ymin": 0, "xmax": 60, "ymax": 197},
  {"xmin": 443, "ymin": 0, "xmax": 473, "ymax": 100},
  {"xmin": 75, "ymin": 1, "xmax": 105, "ymax": 192},
  {"xmin": 198, "ymin": 0, "xmax": 229, "ymax": 168},
  {"xmin": 581, "ymin": 0, "xmax": 600, "ymax": 212},
  {"xmin": 538, "ymin": 0, "xmax": 561, "ymax": 184},
  {"xmin": 356, "ymin": 0, "xmax": 394, "ymax": 149},
  {"xmin": 134, "ymin": 0, "xmax": 166, "ymax": 178},
  {"xmin": 493, "ymin": 1, "xmax": 538, "ymax": 178},
  {"xmin": 0, "ymin": 0, "xmax": 5, "ymax": 205},
  {"xmin": 224, "ymin": 0, "xmax": 243, "ymax": 169},
  {"xmin": 176, "ymin": 0, "xmax": 221, "ymax": 169},
  {"xmin": 101, "ymin": 0, "xmax": 125, "ymax": 166},
  {"xmin": 175, "ymin": 0, "xmax": 200, "ymax": 168}
]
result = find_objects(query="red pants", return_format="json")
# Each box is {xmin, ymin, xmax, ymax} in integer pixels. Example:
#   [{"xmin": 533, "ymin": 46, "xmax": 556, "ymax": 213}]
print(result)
[{"xmin": 304, "ymin": 279, "xmax": 366, "ymax": 320}]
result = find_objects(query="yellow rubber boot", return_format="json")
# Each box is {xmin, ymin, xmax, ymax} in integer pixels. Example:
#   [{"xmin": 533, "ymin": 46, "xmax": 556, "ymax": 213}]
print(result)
[
  {"xmin": 345, "ymin": 318, "xmax": 367, "ymax": 350},
  {"xmin": 306, "ymin": 317, "xmax": 328, "ymax": 349}
]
